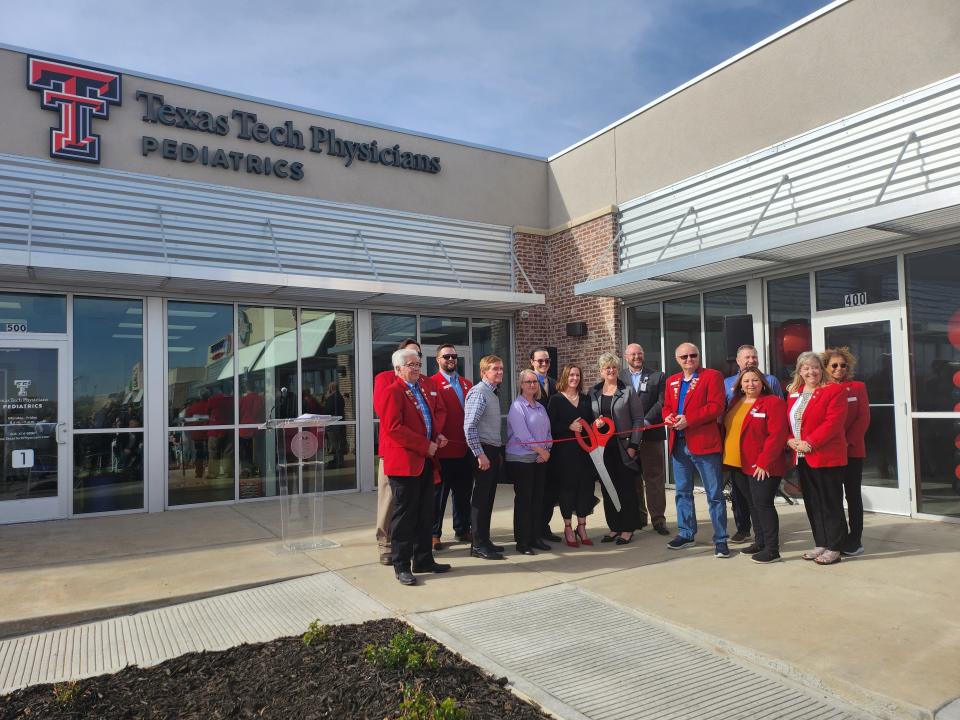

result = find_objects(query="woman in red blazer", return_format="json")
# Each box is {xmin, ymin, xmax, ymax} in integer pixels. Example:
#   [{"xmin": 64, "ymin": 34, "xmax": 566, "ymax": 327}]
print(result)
[
  {"xmin": 786, "ymin": 351, "xmax": 848, "ymax": 565},
  {"xmin": 823, "ymin": 347, "xmax": 871, "ymax": 557},
  {"xmin": 721, "ymin": 368, "xmax": 788, "ymax": 563}
]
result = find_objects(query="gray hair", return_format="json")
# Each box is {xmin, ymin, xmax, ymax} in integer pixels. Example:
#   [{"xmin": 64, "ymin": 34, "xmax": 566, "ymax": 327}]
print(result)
[
  {"xmin": 517, "ymin": 368, "xmax": 542, "ymax": 401},
  {"xmin": 392, "ymin": 347, "xmax": 419, "ymax": 369},
  {"xmin": 598, "ymin": 353, "xmax": 620, "ymax": 370}
]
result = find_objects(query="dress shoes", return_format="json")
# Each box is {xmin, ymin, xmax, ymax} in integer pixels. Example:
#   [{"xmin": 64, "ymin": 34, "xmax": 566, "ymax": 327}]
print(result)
[
  {"xmin": 412, "ymin": 561, "xmax": 452, "ymax": 574},
  {"xmin": 653, "ymin": 523, "xmax": 670, "ymax": 536},
  {"xmin": 541, "ymin": 532, "xmax": 562, "ymax": 543},
  {"xmin": 615, "ymin": 533, "xmax": 634, "ymax": 545},
  {"xmin": 431, "ymin": 536, "xmax": 443, "ymax": 551},
  {"xmin": 470, "ymin": 546, "xmax": 504, "ymax": 560},
  {"xmin": 485, "ymin": 542, "xmax": 505, "ymax": 553},
  {"xmin": 395, "ymin": 570, "xmax": 417, "ymax": 586},
  {"xmin": 531, "ymin": 539, "xmax": 551, "ymax": 551},
  {"xmin": 455, "ymin": 531, "xmax": 473, "ymax": 543},
  {"xmin": 515, "ymin": 545, "xmax": 536, "ymax": 555},
  {"xmin": 379, "ymin": 553, "xmax": 393, "ymax": 566},
  {"xmin": 601, "ymin": 533, "xmax": 618, "ymax": 543}
]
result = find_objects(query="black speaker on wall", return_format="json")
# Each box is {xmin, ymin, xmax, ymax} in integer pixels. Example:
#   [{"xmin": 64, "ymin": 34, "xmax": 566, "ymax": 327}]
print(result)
[
  {"xmin": 723, "ymin": 314, "xmax": 754, "ymax": 361},
  {"xmin": 566, "ymin": 322, "xmax": 588, "ymax": 337},
  {"xmin": 546, "ymin": 346, "xmax": 558, "ymax": 375}
]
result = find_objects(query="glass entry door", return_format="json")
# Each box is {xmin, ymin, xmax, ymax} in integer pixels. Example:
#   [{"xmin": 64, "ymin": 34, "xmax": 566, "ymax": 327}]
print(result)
[
  {"xmin": 421, "ymin": 345, "xmax": 472, "ymax": 382},
  {"xmin": 0, "ymin": 341, "xmax": 69, "ymax": 523},
  {"xmin": 813, "ymin": 307, "xmax": 910, "ymax": 514}
]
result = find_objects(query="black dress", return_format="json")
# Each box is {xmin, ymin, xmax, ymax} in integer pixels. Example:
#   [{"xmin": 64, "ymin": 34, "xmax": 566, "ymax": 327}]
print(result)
[
  {"xmin": 547, "ymin": 393, "xmax": 597, "ymax": 519},
  {"xmin": 599, "ymin": 394, "xmax": 642, "ymax": 533}
]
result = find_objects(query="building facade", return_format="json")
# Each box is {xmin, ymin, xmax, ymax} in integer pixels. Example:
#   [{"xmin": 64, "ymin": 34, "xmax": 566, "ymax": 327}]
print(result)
[{"xmin": 1, "ymin": 0, "xmax": 958, "ymax": 524}]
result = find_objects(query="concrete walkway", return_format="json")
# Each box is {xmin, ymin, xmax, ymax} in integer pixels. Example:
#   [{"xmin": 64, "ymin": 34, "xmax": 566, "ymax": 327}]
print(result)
[{"xmin": 0, "ymin": 489, "xmax": 958, "ymax": 719}]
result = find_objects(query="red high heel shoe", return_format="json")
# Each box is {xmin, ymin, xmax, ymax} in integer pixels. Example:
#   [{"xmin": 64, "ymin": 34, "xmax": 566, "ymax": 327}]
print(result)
[
  {"xmin": 576, "ymin": 524, "xmax": 594, "ymax": 546},
  {"xmin": 564, "ymin": 525, "xmax": 579, "ymax": 548}
]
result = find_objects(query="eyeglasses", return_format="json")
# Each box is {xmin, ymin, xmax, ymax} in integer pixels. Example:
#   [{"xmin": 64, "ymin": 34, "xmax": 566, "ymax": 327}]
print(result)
[
  {"xmin": 829, "ymin": 362, "xmax": 848, "ymax": 369},
  {"xmin": 440, "ymin": 354, "xmax": 458, "ymax": 360},
  {"xmin": 534, "ymin": 358, "xmax": 550, "ymax": 364},
  {"xmin": 678, "ymin": 353, "xmax": 699, "ymax": 360},
  {"xmin": 403, "ymin": 362, "xmax": 422, "ymax": 369},
  {"xmin": 521, "ymin": 379, "xmax": 539, "ymax": 385}
]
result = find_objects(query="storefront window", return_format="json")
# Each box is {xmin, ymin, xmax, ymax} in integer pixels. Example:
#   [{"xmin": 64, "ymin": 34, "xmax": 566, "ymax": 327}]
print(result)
[
  {"xmin": 167, "ymin": 302, "xmax": 234, "ymax": 428},
  {"xmin": 816, "ymin": 257, "xmax": 898, "ymax": 310},
  {"xmin": 237, "ymin": 306, "xmax": 297, "ymax": 425},
  {"xmin": 372, "ymin": 313, "xmax": 416, "ymax": 375},
  {"xmin": 625, "ymin": 302, "xmax": 662, "ymax": 370},
  {"xmin": 912, "ymin": 419, "xmax": 960, "ymax": 518},
  {"xmin": 663, "ymin": 295, "xmax": 701, "ymax": 370},
  {"xmin": 0, "ymin": 292, "xmax": 66, "ymax": 334},
  {"xmin": 74, "ymin": 297, "xmax": 144, "ymax": 429},
  {"xmin": 168, "ymin": 429, "xmax": 235, "ymax": 506},
  {"xmin": 73, "ymin": 433, "xmax": 143, "ymax": 513},
  {"xmin": 767, "ymin": 274, "xmax": 811, "ymax": 388},
  {"xmin": 472, "ymin": 318, "xmax": 512, "ymax": 413},
  {"xmin": 703, "ymin": 286, "xmax": 747, "ymax": 376}
]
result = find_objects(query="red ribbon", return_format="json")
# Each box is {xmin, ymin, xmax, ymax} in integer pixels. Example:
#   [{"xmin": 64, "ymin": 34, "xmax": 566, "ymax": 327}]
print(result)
[{"xmin": 518, "ymin": 421, "xmax": 671, "ymax": 446}]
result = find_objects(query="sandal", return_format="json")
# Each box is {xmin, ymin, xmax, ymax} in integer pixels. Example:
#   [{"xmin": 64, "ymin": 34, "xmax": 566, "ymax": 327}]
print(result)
[
  {"xmin": 815, "ymin": 550, "xmax": 842, "ymax": 565},
  {"xmin": 563, "ymin": 523, "xmax": 579, "ymax": 548},
  {"xmin": 802, "ymin": 547, "xmax": 826, "ymax": 561}
]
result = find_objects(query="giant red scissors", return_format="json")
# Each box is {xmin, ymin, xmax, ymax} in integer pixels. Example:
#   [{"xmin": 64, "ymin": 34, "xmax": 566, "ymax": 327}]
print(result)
[{"xmin": 574, "ymin": 415, "xmax": 621, "ymax": 511}]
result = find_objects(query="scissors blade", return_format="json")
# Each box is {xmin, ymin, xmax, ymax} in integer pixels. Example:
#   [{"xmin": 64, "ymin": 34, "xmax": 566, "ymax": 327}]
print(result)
[{"xmin": 589, "ymin": 449, "xmax": 621, "ymax": 512}]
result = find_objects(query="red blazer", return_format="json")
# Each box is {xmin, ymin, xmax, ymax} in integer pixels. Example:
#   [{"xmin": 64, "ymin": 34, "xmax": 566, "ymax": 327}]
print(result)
[
  {"xmin": 380, "ymin": 379, "xmax": 447, "ymax": 479},
  {"xmin": 733, "ymin": 394, "xmax": 788, "ymax": 477},
  {"xmin": 663, "ymin": 368, "xmax": 725, "ymax": 455},
  {"xmin": 840, "ymin": 380, "xmax": 870, "ymax": 458},
  {"xmin": 430, "ymin": 371, "xmax": 473, "ymax": 459},
  {"xmin": 786, "ymin": 383, "xmax": 848, "ymax": 468}
]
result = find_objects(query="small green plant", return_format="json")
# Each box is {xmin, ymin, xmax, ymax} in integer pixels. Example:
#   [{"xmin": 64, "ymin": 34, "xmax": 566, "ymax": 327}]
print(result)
[
  {"xmin": 397, "ymin": 682, "xmax": 467, "ymax": 720},
  {"xmin": 363, "ymin": 627, "xmax": 439, "ymax": 670},
  {"xmin": 302, "ymin": 620, "xmax": 331, "ymax": 646},
  {"xmin": 52, "ymin": 680, "xmax": 80, "ymax": 706}
]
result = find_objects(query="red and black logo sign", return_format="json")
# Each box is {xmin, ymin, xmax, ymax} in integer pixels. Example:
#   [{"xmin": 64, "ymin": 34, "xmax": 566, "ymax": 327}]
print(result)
[{"xmin": 27, "ymin": 56, "xmax": 121, "ymax": 164}]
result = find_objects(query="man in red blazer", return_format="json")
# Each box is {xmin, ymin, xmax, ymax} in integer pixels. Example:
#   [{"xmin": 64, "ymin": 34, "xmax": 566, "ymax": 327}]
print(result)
[
  {"xmin": 430, "ymin": 344, "xmax": 474, "ymax": 549},
  {"xmin": 373, "ymin": 338, "xmax": 424, "ymax": 565},
  {"xmin": 381, "ymin": 346, "xmax": 451, "ymax": 586},
  {"xmin": 662, "ymin": 342, "xmax": 731, "ymax": 557}
]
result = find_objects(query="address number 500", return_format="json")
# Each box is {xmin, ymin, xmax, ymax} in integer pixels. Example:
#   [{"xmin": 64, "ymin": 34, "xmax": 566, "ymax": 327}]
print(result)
[{"xmin": 4, "ymin": 323, "xmax": 27, "ymax": 332}]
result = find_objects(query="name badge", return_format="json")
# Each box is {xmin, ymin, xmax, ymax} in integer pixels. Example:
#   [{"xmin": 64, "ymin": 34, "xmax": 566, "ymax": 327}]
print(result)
[
  {"xmin": 670, "ymin": 381, "xmax": 680, "ymax": 386},
  {"xmin": 751, "ymin": 412, "xmax": 766, "ymax": 418},
  {"xmin": 847, "ymin": 396, "xmax": 857, "ymax": 402},
  {"xmin": 789, "ymin": 392, "xmax": 799, "ymax": 398},
  {"xmin": 639, "ymin": 382, "xmax": 648, "ymax": 392},
  {"xmin": 430, "ymin": 391, "xmax": 437, "ymax": 396}
]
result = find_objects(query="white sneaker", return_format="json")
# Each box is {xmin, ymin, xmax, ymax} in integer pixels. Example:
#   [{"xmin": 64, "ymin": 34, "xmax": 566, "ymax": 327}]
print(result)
[{"xmin": 841, "ymin": 545, "xmax": 864, "ymax": 557}]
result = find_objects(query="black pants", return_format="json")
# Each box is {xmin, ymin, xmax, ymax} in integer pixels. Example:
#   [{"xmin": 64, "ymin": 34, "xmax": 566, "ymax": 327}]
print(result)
[
  {"xmin": 538, "ymin": 471, "xmax": 558, "ymax": 535},
  {"xmin": 797, "ymin": 459, "xmax": 847, "ymax": 551},
  {"xmin": 389, "ymin": 466, "xmax": 435, "ymax": 572},
  {"xmin": 601, "ymin": 445, "xmax": 642, "ymax": 533},
  {"xmin": 433, "ymin": 454, "xmax": 473, "ymax": 538},
  {"xmin": 843, "ymin": 457, "xmax": 864, "ymax": 548},
  {"xmin": 731, "ymin": 470, "xmax": 781, "ymax": 552},
  {"xmin": 471, "ymin": 444, "xmax": 501, "ymax": 548},
  {"xmin": 508, "ymin": 461, "xmax": 545, "ymax": 546},
  {"xmin": 729, "ymin": 470, "xmax": 752, "ymax": 534}
]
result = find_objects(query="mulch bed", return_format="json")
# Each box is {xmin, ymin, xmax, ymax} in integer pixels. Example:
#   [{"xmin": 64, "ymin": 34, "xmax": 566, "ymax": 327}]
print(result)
[{"xmin": 0, "ymin": 619, "xmax": 552, "ymax": 719}]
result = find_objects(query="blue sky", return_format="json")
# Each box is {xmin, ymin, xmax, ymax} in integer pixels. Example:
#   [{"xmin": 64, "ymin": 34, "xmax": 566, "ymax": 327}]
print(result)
[{"xmin": 2, "ymin": 0, "xmax": 831, "ymax": 157}]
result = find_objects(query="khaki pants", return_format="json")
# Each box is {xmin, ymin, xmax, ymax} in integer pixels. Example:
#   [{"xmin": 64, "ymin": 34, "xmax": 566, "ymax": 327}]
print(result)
[
  {"xmin": 376, "ymin": 458, "xmax": 395, "ymax": 554},
  {"xmin": 637, "ymin": 440, "xmax": 667, "ymax": 527}
]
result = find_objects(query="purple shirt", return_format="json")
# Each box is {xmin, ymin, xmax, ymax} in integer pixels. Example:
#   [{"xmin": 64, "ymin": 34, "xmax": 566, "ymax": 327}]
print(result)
[{"xmin": 506, "ymin": 396, "xmax": 553, "ymax": 461}]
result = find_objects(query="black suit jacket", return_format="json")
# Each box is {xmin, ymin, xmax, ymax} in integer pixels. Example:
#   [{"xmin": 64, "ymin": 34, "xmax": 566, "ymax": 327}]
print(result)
[
  {"xmin": 619, "ymin": 367, "xmax": 666, "ymax": 441},
  {"xmin": 535, "ymin": 374, "xmax": 557, "ymax": 408}
]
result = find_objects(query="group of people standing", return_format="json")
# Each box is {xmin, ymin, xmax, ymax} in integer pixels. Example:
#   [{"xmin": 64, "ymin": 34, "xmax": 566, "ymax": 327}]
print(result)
[{"xmin": 375, "ymin": 335, "xmax": 869, "ymax": 586}]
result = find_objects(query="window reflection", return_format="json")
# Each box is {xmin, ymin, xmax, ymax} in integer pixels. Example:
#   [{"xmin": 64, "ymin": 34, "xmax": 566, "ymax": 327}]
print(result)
[
  {"xmin": 372, "ymin": 313, "xmax": 416, "ymax": 375},
  {"xmin": 168, "ymin": 429, "xmax": 235, "ymax": 506},
  {"xmin": 302, "ymin": 310, "xmax": 355, "ymax": 420},
  {"xmin": 167, "ymin": 302, "xmax": 234, "ymax": 427},
  {"xmin": 663, "ymin": 295, "xmax": 701, "ymax": 370},
  {"xmin": 626, "ymin": 303, "xmax": 662, "ymax": 370},
  {"xmin": 74, "ymin": 297, "xmax": 143, "ymax": 429},
  {"xmin": 913, "ymin": 418, "xmax": 960, "ymax": 518},
  {"xmin": 768, "ymin": 274, "xmax": 811, "ymax": 389},
  {"xmin": 237, "ymin": 306, "xmax": 298, "ymax": 424},
  {"xmin": 472, "ymin": 318, "xmax": 511, "ymax": 413},
  {"xmin": 0, "ymin": 292, "xmax": 66, "ymax": 334},
  {"xmin": 816, "ymin": 257, "xmax": 898, "ymax": 310},
  {"xmin": 73, "ymin": 432, "xmax": 143, "ymax": 513},
  {"xmin": 703, "ymin": 286, "xmax": 747, "ymax": 376},
  {"xmin": 420, "ymin": 316, "xmax": 468, "ymax": 347}
]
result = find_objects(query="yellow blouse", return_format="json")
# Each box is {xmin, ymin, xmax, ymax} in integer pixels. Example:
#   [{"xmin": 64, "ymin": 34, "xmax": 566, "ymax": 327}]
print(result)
[{"xmin": 722, "ymin": 399, "xmax": 754, "ymax": 469}]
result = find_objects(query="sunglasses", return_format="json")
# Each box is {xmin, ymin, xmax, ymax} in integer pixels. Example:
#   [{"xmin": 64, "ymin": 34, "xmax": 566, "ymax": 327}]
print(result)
[
  {"xmin": 678, "ymin": 353, "xmax": 699, "ymax": 360},
  {"xmin": 830, "ymin": 362, "xmax": 848, "ymax": 369},
  {"xmin": 534, "ymin": 358, "xmax": 550, "ymax": 364},
  {"xmin": 440, "ymin": 354, "xmax": 458, "ymax": 360}
]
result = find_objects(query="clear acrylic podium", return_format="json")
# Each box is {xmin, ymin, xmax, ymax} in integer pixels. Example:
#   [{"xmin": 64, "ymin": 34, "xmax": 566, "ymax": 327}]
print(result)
[{"xmin": 263, "ymin": 414, "xmax": 342, "ymax": 552}]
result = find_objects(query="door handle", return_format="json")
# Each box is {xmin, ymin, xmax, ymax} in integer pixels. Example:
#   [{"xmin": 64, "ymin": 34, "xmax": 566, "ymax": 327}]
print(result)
[{"xmin": 56, "ymin": 422, "xmax": 68, "ymax": 445}]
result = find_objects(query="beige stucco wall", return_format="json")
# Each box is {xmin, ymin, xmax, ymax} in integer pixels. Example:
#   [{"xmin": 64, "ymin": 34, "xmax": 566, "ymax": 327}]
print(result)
[
  {"xmin": 0, "ymin": 47, "xmax": 548, "ymax": 229},
  {"xmin": 547, "ymin": 0, "xmax": 960, "ymax": 229}
]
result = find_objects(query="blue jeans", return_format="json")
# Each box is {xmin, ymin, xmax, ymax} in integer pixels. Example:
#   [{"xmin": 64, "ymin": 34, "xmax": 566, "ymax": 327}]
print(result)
[{"xmin": 671, "ymin": 436, "xmax": 728, "ymax": 543}]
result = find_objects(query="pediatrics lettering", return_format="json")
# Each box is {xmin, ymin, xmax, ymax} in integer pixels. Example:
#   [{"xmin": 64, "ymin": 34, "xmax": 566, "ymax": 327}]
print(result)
[{"xmin": 137, "ymin": 91, "xmax": 442, "ymax": 182}]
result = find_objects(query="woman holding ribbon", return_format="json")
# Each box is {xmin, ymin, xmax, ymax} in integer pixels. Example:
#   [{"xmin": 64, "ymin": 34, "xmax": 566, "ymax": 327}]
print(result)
[
  {"xmin": 548, "ymin": 364, "xmax": 598, "ymax": 547},
  {"xmin": 786, "ymin": 351, "xmax": 848, "ymax": 565},
  {"xmin": 823, "ymin": 346, "xmax": 870, "ymax": 557},
  {"xmin": 721, "ymin": 367, "xmax": 788, "ymax": 563},
  {"xmin": 506, "ymin": 369, "xmax": 553, "ymax": 555},
  {"xmin": 588, "ymin": 353, "xmax": 644, "ymax": 545}
]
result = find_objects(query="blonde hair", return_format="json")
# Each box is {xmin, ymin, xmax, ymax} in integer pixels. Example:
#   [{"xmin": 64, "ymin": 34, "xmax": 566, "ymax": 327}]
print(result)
[
  {"xmin": 479, "ymin": 354, "xmax": 503, "ymax": 375},
  {"xmin": 787, "ymin": 351, "xmax": 828, "ymax": 393},
  {"xmin": 517, "ymin": 369, "xmax": 542, "ymax": 400},
  {"xmin": 822, "ymin": 347, "xmax": 857, "ymax": 379},
  {"xmin": 598, "ymin": 353, "xmax": 620, "ymax": 370}
]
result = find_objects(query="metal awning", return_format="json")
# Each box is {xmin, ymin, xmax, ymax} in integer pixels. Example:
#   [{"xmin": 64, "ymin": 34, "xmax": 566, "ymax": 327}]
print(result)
[{"xmin": 575, "ymin": 189, "xmax": 960, "ymax": 300}]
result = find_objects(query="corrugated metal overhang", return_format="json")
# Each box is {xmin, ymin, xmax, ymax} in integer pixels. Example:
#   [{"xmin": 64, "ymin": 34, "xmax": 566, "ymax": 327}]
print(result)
[{"xmin": 576, "ymin": 72, "xmax": 960, "ymax": 302}]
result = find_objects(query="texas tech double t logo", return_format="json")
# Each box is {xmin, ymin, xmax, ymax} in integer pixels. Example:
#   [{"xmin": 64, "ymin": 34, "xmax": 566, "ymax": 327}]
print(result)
[{"xmin": 27, "ymin": 56, "xmax": 121, "ymax": 163}]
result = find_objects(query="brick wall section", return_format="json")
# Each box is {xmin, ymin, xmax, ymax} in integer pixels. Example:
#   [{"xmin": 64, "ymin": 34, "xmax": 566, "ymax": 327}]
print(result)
[{"xmin": 513, "ymin": 213, "xmax": 623, "ymax": 387}]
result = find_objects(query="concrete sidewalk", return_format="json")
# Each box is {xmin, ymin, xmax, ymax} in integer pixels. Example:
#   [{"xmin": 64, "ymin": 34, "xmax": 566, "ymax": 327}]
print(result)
[{"xmin": 1, "ymin": 489, "xmax": 958, "ymax": 719}]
